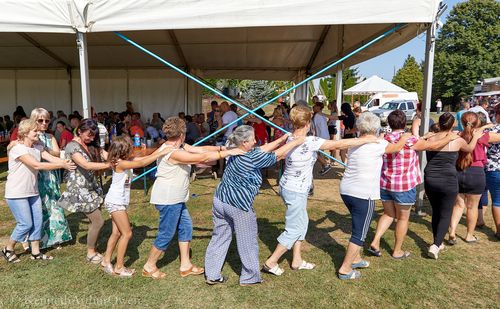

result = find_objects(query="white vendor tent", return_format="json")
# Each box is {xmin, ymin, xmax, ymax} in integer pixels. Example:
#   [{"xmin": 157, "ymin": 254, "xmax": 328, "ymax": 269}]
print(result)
[
  {"xmin": 343, "ymin": 75, "xmax": 408, "ymax": 95},
  {"xmin": 0, "ymin": 0, "xmax": 441, "ymax": 119}
]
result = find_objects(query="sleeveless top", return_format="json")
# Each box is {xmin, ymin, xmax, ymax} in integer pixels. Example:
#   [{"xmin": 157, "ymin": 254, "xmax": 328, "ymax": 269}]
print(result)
[
  {"xmin": 425, "ymin": 151, "xmax": 459, "ymax": 178},
  {"xmin": 105, "ymin": 168, "xmax": 133, "ymax": 205},
  {"xmin": 150, "ymin": 146, "xmax": 191, "ymax": 205}
]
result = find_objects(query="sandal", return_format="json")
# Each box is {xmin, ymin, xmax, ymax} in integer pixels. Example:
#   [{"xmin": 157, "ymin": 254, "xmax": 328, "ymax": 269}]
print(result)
[
  {"xmin": 464, "ymin": 236, "xmax": 479, "ymax": 244},
  {"xmin": 142, "ymin": 268, "xmax": 166, "ymax": 280},
  {"xmin": 114, "ymin": 267, "xmax": 135, "ymax": 278},
  {"xmin": 30, "ymin": 253, "xmax": 54, "ymax": 260},
  {"xmin": 262, "ymin": 263, "xmax": 284, "ymax": 276},
  {"xmin": 180, "ymin": 265, "xmax": 204, "ymax": 277},
  {"xmin": 351, "ymin": 260, "xmax": 370, "ymax": 269},
  {"xmin": 1, "ymin": 247, "xmax": 20, "ymax": 263},
  {"xmin": 392, "ymin": 251, "xmax": 411, "ymax": 260},
  {"xmin": 447, "ymin": 237, "xmax": 457, "ymax": 246},
  {"xmin": 338, "ymin": 269, "xmax": 361, "ymax": 280},
  {"xmin": 205, "ymin": 276, "xmax": 228, "ymax": 285},
  {"xmin": 101, "ymin": 262, "xmax": 115, "ymax": 275},
  {"xmin": 291, "ymin": 260, "xmax": 316, "ymax": 271},
  {"xmin": 86, "ymin": 253, "xmax": 103, "ymax": 264},
  {"xmin": 367, "ymin": 246, "xmax": 382, "ymax": 257}
]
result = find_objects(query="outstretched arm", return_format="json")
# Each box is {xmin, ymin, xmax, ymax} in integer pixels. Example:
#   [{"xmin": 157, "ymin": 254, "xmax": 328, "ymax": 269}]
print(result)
[{"xmin": 320, "ymin": 136, "xmax": 378, "ymax": 150}]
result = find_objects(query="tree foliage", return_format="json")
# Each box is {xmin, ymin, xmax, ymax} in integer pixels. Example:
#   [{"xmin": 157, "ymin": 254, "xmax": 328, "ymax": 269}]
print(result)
[
  {"xmin": 433, "ymin": 0, "xmax": 500, "ymax": 107},
  {"xmin": 313, "ymin": 67, "xmax": 360, "ymax": 104},
  {"xmin": 392, "ymin": 55, "xmax": 424, "ymax": 100}
]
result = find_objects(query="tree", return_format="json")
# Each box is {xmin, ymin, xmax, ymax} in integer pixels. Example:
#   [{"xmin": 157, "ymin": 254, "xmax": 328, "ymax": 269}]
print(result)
[
  {"xmin": 392, "ymin": 55, "xmax": 424, "ymax": 100},
  {"xmin": 433, "ymin": 0, "xmax": 500, "ymax": 108},
  {"xmin": 312, "ymin": 67, "xmax": 360, "ymax": 104}
]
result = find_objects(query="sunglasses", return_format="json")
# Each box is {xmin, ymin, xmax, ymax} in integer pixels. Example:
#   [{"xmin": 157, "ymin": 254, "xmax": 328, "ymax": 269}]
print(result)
[{"xmin": 37, "ymin": 119, "xmax": 50, "ymax": 124}]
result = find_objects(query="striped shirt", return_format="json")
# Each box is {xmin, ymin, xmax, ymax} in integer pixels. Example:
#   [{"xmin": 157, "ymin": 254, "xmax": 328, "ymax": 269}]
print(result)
[
  {"xmin": 380, "ymin": 131, "xmax": 422, "ymax": 192},
  {"xmin": 215, "ymin": 148, "xmax": 277, "ymax": 211}
]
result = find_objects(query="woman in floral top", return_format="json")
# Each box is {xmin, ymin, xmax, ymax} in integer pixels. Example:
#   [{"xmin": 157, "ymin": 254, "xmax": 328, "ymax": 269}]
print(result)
[
  {"xmin": 57, "ymin": 119, "xmax": 112, "ymax": 264},
  {"xmin": 485, "ymin": 104, "xmax": 500, "ymax": 239}
]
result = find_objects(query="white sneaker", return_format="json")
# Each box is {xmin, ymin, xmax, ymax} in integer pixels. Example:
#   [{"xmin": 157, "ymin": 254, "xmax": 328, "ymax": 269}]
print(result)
[{"xmin": 428, "ymin": 244, "xmax": 440, "ymax": 260}]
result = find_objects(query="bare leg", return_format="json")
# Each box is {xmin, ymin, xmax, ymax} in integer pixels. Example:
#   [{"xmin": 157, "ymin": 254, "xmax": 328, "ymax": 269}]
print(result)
[
  {"xmin": 448, "ymin": 194, "xmax": 465, "ymax": 240},
  {"xmin": 291, "ymin": 241, "xmax": 303, "ymax": 268},
  {"xmin": 103, "ymin": 220, "xmax": 120, "ymax": 265},
  {"xmin": 144, "ymin": 246, "xmax": 164, "ymax": 272},
  {"xmin": 265, "ymin": 243, "xmax": 288, "ymax": 268},
  {"xmin": 464, "ymin": 194, "xmax": 481, "ymax": 241},
  {"xmin": 370, "ymin": 201, "xmax": 396, "ymax": 251},
  {"xmin": 110, "ymin": 211, "xmax": 132, "ymax": 270},
  {"xmin": 477, "ymin": 207, "xmax": 485, "ymax": 226},
  {"xmin": 338, "ymin": 242, "xmax": 361, "ymax": 274},
  {"xmin": 179, "ymin": 241, "xmax": 199, "ymax": 272},
  {"xmin": 30, "ymin": 240, "xmax": 41, "ymax": 255},
  {"xmin": 393, "ymin": 204, "xmax": 411, "ymax": 257},
  {"xmin": 492, "ymin": 207, "xmax": 500, "ymax": 235},
  {"xmin": 6, "ymin": 239, "xmax": 17, "ymax": 251}
]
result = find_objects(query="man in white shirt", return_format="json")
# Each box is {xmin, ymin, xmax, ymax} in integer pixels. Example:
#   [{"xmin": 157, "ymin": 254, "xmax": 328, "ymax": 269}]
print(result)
[
  {"xmin": 469, "ymin": 100, "xmax": 491, "ymax": 123},
  {"xmin": 216, "ymin": 101, "xmax": 238, "ymax": 143},
  {"xmin": 312, "ymin": 103, "xmax": 333, "ymax": 175}
]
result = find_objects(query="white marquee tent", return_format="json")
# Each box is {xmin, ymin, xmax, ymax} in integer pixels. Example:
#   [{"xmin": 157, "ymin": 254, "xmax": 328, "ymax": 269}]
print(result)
[
  {"xmin": 0, "ymin": 0, "xmax": 441, "ymax": 119},
  {"xmin": 343, "ymin": 75, "xmax": 408, "ymax": 96}
]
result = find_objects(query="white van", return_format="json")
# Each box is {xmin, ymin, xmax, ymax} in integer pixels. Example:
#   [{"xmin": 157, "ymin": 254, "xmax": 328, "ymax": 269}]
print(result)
[{"xmin": 362, "ymin": 92, "xmax": 419, "ymax": 111}]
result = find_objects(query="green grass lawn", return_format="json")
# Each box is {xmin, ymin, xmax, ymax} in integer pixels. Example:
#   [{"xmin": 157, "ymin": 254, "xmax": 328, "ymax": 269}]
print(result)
[{"xmin": 0, "ymin": 165, "xmax": 499, "ymax": 309}]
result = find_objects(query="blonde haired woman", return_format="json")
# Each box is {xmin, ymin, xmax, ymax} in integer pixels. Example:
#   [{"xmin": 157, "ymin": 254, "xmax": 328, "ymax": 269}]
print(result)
[
  {"xmin": 2, "ymin": 119, "xmax": 75, "ymax": 263},
  {"xmin": 30, "ymin": 108, "xmax": 73, "ymax": 249},
  {"xmin": 264, "ymin": 105, "xmax": 378, "ymax": 276}
]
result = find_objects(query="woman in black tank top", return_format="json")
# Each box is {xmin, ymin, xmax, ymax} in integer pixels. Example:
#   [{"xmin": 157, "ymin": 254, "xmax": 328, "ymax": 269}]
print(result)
[{"xmin": 424, "ymin": 113, "xmax": 483, "ymax": 259}]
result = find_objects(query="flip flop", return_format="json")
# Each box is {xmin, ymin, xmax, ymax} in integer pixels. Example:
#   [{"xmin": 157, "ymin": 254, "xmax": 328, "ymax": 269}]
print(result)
[
  {"xmin": 367, "ymin": 246, "xmax": 382, "ymax": 257},
  {"xmin": 291, "ymin": 260, "xmax": 316, "ymax": 271},
  {"xmin": 142, "ymin": 268, "xmax": 166, "ymax": 280},
  {"xmin": 447, "ymin": 237, "xmax": 457, "ymax": 246},
  {"xmin": 351, "ymin": 260, "xmax": 370, "ymax": 269},
  {"xmin": 180, "ymin": 265, "xmax": 204, "ymax": 277},
  {"xmin": 464, "ymin": 236, "xmax": 479, "ymax": 244},
  {"xmin": 262, "ymin": 263, "xmax": 284, "ymax": 276},
  {"xmin": 86, "ymin": 253, "xmax": 103, "ymax": 264},
  {"xmin": 205, "ymin": 276, "xmax": 228, "ymax": 285},
  {"xmin": 338, "ymin": 269, "xmax": 361, "ymax": 280},
  {"xmin": 392, "ymin": 251, "xmax": 411, "ymax": 260},
  {"xmin": 114, "ymin": 267, "xmax": 135, "ymax": 278}
]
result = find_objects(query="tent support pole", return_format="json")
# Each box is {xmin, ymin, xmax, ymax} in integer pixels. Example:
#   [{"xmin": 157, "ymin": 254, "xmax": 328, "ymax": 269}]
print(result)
[
  {"xmin": 335, "ymin": 68, "xmax": 343, "ymax": 141},
  {"xmin": 76, "ymin": 32, "xmax": 91, "ymax": 118},
  {"xmin": 114, "ymin": 24, "xmax": 405, "ymax": 181},
  {"xmin": 416, "ymin": 21, "xmax": 437, "ymax": 215}
]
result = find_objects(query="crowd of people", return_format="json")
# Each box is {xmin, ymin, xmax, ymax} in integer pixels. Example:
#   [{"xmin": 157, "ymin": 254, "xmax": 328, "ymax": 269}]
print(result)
[{"xmin": 1, "ymin": 96, "xmax": 499, "ymax": 284}]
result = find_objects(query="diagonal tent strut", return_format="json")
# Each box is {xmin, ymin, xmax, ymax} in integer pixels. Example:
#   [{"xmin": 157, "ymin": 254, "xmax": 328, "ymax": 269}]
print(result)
[{"xmin": 114, "ymin": 23, "xmax": 406, "ymax": 182}]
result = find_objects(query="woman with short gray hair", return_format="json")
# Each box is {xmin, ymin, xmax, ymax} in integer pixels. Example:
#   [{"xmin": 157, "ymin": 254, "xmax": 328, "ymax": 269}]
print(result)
[
  {"xmin": 337, "ymin": 112, "xmax": 411, "ymax": 280},
  {"xmin": 204, "ymin": 125, "xmax": 304, "ymax": 286}
]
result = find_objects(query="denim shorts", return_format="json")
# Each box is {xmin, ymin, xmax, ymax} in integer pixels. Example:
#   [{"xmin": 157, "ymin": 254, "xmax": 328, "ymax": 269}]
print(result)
[
  {"xmin": 486, "ymin": 171, "xmax": 500, "ymax": 207},
  {"xmin": 380, "ymin": 187, "xmax": 416, "ymax": 206}
]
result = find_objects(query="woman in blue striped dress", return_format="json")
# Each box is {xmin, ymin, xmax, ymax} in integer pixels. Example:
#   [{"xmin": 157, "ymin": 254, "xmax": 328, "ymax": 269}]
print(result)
[{"xmin": 204, "ymin": 125, "xmax": 304, "ymax": 286}]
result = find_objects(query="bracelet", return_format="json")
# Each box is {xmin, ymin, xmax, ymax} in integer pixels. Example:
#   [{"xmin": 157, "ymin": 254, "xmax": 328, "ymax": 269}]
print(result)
[{"xmin": 217, "ymin": 150, "xmax": 222, "ymax": 160}]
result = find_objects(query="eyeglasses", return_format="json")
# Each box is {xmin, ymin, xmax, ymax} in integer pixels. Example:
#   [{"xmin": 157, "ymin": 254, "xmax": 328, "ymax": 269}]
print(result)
[{"xmin": 37, "ymin": 119, "xmax": 50, "ymax": 124}]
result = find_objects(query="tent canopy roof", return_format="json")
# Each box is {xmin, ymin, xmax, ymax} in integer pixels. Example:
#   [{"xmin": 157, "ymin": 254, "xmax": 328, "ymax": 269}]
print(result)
[
  {"xmin": 343, "ymin": 75, "xmax": 408, "ymax": 95},
  {"xmin": 0, "ymin": 0, "xmax": 440, "ymax": 80}
]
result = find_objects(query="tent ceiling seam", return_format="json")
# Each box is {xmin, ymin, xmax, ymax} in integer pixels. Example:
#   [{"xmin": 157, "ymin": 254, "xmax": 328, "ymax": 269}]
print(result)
[
  {"xmin": 305, "ymin": 25, "xmax": 331, "ymax": 75},
  {"xmin": 16, "ymin": 33, "xmax": 71, "ymax": 69},
  {"xmin": 168, "ymin": 30, "xmax": 189, "ymax": 70}
]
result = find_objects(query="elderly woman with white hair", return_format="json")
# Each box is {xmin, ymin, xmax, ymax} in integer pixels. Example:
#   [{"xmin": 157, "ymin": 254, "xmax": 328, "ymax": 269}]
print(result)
[
  {"xmin": 204, "ymin": 125, "xmax": 305, "ymax": 286},
  {"xmin": 337, "ymin": 112, "xmax": 410, "ymax": 280},
  {"xmin": 2, "ymin": 119, "xmax": 75, "ymax": 263}
]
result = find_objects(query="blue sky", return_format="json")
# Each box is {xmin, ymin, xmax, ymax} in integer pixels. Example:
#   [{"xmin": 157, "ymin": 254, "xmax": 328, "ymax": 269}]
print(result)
[{"xmin": 356, "ymin": 0, "xmax": 463, "ymax": 81}]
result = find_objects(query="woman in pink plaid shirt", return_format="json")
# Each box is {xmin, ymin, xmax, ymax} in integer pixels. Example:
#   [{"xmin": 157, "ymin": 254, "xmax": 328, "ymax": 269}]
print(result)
[{"xmin": 368, "ymin": 110, "xmax": 458, "ymax": 259}]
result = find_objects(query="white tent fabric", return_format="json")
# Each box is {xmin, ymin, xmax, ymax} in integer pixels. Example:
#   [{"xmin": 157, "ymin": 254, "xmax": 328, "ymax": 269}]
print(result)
[
  {"xmin": 343, "ymin": 75, "xmax": 408, "ymax": 95},
  {"xmin": 0, "ymin": 0, "xmax": 439, "ymax": 117}
]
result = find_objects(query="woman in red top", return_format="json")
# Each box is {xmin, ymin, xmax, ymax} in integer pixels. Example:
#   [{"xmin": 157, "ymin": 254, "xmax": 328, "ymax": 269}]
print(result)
[
  {"xmin": 247, "ymin": 109, "xmax": 269, "ymax": 146},
  {"xmin": 448, "ymin": 112, "xmax": 500, "ymax": 244}
]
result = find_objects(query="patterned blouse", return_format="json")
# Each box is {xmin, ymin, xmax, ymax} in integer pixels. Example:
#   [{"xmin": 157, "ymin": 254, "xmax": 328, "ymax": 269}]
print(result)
[
  {"xmin": 486, "ymin": 124, "xmax": 500, "ymax": 172},
  {"xmin": 380, "ymin": 131, "xmax": 422, "ymax": 192}
]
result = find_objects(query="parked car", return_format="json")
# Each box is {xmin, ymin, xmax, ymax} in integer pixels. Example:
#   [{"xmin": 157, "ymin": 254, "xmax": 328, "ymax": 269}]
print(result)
[
  {"xmin": 362, "ymin": 92, "xmax": 418, "ymax": 111},
  {"xmin": 371, "ymin": 100, "xmax": 417, "ymax": 124}
]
